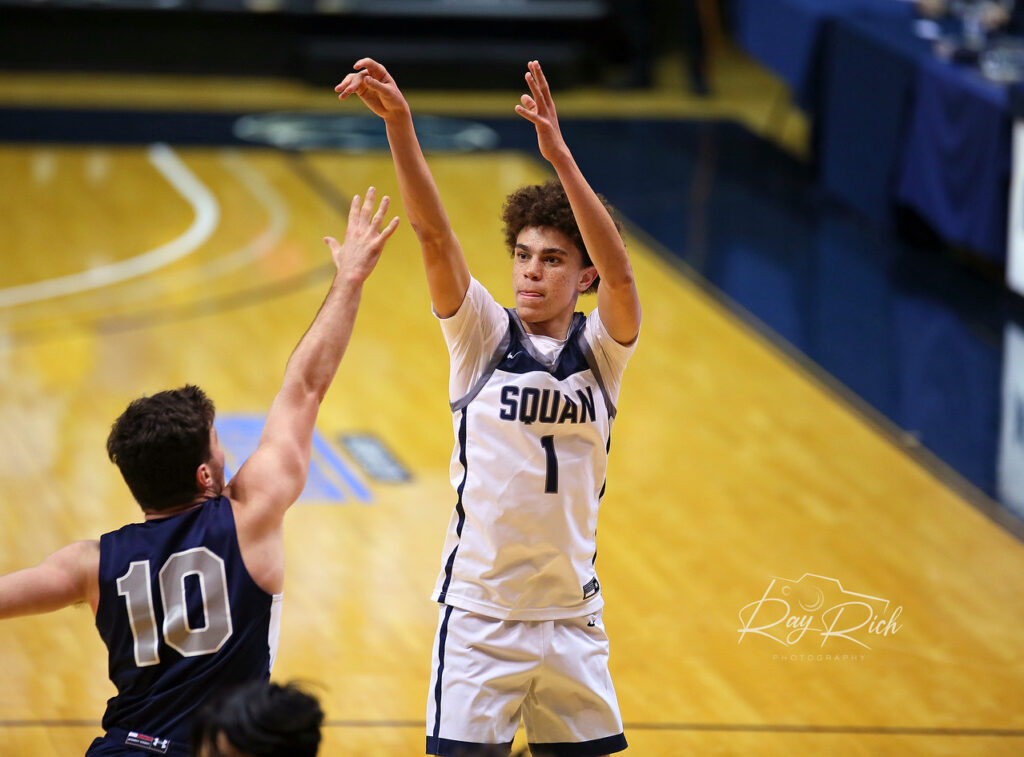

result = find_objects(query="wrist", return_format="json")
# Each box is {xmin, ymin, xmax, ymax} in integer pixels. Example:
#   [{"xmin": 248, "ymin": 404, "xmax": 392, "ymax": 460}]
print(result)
[
  {"xmin": 333, "ymin": 269, "xmax": 369, "ymax": 289},
  {"xmin": 546, "ymin": 146, "xmax": 575, "ymax": 170},
  {"xmin": 383, "ymin": 104, "xmax": 413, "ymax": 127}
]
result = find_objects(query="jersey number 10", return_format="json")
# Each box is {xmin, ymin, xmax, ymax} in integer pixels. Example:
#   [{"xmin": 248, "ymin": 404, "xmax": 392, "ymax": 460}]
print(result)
[{"xmin": 116, "ymin": 547, "xmax": 234, "ymax": 667}]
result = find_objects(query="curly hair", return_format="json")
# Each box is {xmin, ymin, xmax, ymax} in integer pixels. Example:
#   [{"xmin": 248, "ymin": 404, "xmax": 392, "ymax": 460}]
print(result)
[
  {"xmin": 501, "ymin": 180, "xmax": 622, "ymax": 295},
  {"xmin": 106, "ymin": 385, "xmax": 215, "ymax": 512}
]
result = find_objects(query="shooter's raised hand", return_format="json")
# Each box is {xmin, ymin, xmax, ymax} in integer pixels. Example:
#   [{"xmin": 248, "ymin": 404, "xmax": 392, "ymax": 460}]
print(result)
[
  {"xmin": 514, "ymin": 60, "xmax": 570, "ymax": 164},
  {"xmin": 335, "ymin": 58, "xmax": 410, "ymax": 121}
]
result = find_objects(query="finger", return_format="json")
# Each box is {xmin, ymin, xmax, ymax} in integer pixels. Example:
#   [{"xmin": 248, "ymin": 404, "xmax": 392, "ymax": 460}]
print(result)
[
  {"xmin": 371, "ymin": 195, "xmax": 391, "ymax": 229},
  {"xmin": 520, "ymin": 94, "xmax": 536, "ymax": 110},
  {"xmin": 355, "ymin": 58, "xmax": 389, "ymax": 80},
  {"xmin": 530, "ymin": 60, "xmax": 555, "ymax": 107},
  {"xmin": 361, "ymin": 186, "xmax": 377, "ymax": 220},
  {"xmin": 334, "ymin": 74, "xmax": 355, "ymax": 93},
  {"xmin": 336, "ymin": 71, "xmax": 368, "ymax": 99},
  {"xmin": 529, "ymin": 60, "xmax": 550, "ymax": 93},
  {"xmin": 359, "ymin": 76, "xmax": 389, "ymax": 95},
  {"xmin": 322, "ymin": 235, "xmax": 342, "ymax": 253},
  {"xmin": 348, "ymin": 194, "xmax": 361, "ymax": 226},
  {"xmin": 337, "ymin": 70, "xmax": 364, "ymax": 89},
  {"xmin": 377, "ymin": 215, "xmax": 400, "ymax": 242},
  {"xmin": 524, "ymin": 71, "xmax": 542, "ymax": 105},
  {"xmin": 335, "ymin": 73, "xmax": 360, "ymax": 99},
  {"xmin": 514, "ymin": 104, "xmax": 541, "ymax": 124}
]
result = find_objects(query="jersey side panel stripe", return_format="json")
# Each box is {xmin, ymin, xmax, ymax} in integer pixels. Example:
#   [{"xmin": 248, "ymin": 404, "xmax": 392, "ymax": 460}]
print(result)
[
  {"xmin": 430, "ymin": 604, "xmax": 455, "ymax": 743},
  {"xmin": 437, "ymin": 409, "xmax": 469, "ymax": 604}
]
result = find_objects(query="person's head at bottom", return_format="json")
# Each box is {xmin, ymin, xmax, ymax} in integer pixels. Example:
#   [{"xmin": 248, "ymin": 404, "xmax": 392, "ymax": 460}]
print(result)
[{"xmin": 191, "ymin": 681, "xmax": 323, "ymax": 757}]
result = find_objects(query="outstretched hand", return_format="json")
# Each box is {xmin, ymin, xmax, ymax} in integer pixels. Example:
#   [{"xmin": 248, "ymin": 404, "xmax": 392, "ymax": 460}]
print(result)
[
  {"xmin": 335, "ymin": 58, "xmax": 410, "ymax": 120},
  {"xmin": 515, "ymin": 60, "xmax": 569, "ymax": 164},
  {"xmin": 323, "ymin": 187, "xmax": 400, "ymax": 284}
]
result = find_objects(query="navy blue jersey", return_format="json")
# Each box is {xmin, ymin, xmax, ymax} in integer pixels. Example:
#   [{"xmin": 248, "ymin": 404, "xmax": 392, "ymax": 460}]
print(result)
[{"xmin": 92, "ymin": 496, "xmax": 281, "ymax": 753}]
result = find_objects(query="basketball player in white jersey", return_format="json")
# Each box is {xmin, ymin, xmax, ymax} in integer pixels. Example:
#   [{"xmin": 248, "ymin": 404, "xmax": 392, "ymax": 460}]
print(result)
[{"xmin": 337, "ymin": 59, "xmax": 641, "ymax": 756}]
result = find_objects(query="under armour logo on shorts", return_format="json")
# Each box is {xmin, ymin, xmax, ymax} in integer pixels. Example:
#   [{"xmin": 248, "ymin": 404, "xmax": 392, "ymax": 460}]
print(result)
[{"xmin": 124, "ymin": 731, "xmax": 170, "ymax": 754}]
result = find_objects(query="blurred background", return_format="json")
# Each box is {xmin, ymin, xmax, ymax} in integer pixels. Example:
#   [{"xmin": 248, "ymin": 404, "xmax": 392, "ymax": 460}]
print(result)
[{"xmin": 3, "ymin": 0, "xmax": 1024, "ymax": 754}]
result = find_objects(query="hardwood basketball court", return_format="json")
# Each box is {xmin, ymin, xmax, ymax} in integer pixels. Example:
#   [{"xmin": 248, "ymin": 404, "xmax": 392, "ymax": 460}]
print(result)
[{"xmin": 1, "ymin": 63, "xmax": 1023, "ymax": 755}]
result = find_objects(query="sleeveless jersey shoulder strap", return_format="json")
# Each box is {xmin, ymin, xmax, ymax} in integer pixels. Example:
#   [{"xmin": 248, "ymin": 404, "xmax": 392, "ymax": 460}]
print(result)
[
  {"xmin": 450, "ymin": 310, "xmax": 514, "ymax": 413},
  {"xmin": 576, "ymin": 315, "xmax": 617, "ymax": 420}
]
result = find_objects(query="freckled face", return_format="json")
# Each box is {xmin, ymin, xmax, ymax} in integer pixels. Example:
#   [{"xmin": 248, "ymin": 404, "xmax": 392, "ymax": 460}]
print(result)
[{"xmin": 512, "ymin": 226, "xmax": 594, "ymax": 329}]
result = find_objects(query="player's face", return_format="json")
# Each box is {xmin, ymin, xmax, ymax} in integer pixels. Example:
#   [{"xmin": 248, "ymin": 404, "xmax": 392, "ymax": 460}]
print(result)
[{"xmin": 512, "ymin": 226, "xmax": 595, "ymax": 334}]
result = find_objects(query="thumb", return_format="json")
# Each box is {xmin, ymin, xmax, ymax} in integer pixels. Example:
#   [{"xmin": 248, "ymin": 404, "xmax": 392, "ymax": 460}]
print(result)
[{"xmin": 323, "ymin": 236, "xmax": 342, "ymax": 252}]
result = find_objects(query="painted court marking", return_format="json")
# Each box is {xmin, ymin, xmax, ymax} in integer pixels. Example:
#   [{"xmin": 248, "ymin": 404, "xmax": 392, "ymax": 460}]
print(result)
[
  {"xmin": 217, "ymin": 414, "xmax": 372, "ymax": 504},
  {"xmin": 0, "ymin": 143, "xmax": 219, "ymax": 308}
]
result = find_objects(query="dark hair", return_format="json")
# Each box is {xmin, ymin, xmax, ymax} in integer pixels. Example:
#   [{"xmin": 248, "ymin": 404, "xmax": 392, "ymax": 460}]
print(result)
[
  {"xmin": 106, "ymin": 385, "xmax": 215, "ymax": 512},
  {"xmin": 501, "ymin": 179, "xmax": 622, "ymax": 295},
  {"xmin": 190, "ymin": 681, "xmax": 324, "ymax": 757}
]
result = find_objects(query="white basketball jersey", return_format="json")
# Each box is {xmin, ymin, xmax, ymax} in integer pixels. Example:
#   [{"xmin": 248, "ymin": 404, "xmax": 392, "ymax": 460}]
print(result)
[{"xmin": 431, "ymin": 279, "xmax": 636, "ymax": 620}]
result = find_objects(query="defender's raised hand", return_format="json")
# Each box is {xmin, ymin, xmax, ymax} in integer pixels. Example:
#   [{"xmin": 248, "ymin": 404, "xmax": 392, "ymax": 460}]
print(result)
[
  {"xmin": 515, "ymin": 60, "xmax": 570, "ymax": 164},
  {"xmin": 335, "ymin": 58, "xmax": 410, "ymax": 121},
  {"xmin": 323, "ymin": 187, "xmax": 400, "ymax": 284}
]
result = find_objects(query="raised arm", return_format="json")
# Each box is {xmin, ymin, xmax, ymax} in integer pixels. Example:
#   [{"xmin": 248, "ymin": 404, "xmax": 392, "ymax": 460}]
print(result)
[
  {"xmin": 0, "ymin": 540, "xmax": 100, "ymax": 619},
  {"xmin": 224, "ymin": 188, "xmax": 399, "ymax": 521},
  {"xmin": 516, "ymin": 60, "xmax": 641, "ymax": 344},
  {"xmin": 335, "ymin": 58, "xmax": 470, "ymax": 317}
]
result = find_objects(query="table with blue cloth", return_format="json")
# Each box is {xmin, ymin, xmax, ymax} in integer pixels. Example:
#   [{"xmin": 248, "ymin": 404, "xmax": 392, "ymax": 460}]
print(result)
[
  {"xmin": 733, "ymin": 0, "xmax": 915, "ymax": 106},
  {"xmin": 735, "ymin": 0, "xmax": 1015, "ymax": 264}
]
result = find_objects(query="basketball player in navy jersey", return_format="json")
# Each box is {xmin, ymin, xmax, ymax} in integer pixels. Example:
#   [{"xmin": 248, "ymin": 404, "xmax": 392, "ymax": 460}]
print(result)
[
  {"xmin": 0, "ymin": 189, "xmax": 399, "ymax": 757},
  {"xmin": 337, "ymin": 60, "xmax": 641, "ymax": 756}
]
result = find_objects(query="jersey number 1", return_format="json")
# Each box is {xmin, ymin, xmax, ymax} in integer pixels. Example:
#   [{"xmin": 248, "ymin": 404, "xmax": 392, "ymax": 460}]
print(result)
[
  {"xmin": 540, "ymin": 435, "xmax": 559, "ymax": 494},
  {"xmin": 116, "ymin": 547, "xmax": 234, "ymax": 667}
]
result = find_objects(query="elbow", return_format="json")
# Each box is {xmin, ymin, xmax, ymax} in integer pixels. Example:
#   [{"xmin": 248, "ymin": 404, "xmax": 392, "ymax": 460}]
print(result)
[
  {"xmin": 409, "ymin": 222, "xmax": 452, "ymax": 251},
  {"xmin": 306, "ymin": 380, "xmax": 330, "ymax": 406},
  {"xmin": 285, "ymin": 375, "xmax": 329, "ymax": 408}
]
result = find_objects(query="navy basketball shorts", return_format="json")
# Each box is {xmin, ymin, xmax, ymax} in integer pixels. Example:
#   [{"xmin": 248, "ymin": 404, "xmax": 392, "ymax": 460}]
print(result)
[{"xmin": 425, "ymin": 604, "xmax": 627, "ymax": 756}]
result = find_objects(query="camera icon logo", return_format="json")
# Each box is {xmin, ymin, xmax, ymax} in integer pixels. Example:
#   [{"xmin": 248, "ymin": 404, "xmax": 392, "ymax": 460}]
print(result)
[{"xmin": 738, "ymin": 573, "xmax": 902, "ymax": 649}]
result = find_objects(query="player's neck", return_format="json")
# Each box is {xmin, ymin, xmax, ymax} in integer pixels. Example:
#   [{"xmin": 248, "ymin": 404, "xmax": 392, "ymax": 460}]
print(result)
[
  {"xmin": 519, "ymin": 309, "xmax": 574, "ymax": 340},
  {"xmin": 143, "ymin": 491, "xmax": 218, "ymax": 520}
]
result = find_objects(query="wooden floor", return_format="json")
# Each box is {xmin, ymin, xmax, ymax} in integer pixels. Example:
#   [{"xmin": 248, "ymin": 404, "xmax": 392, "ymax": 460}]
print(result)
[{"xmin": 2, "ymin": 55, "xmax": 1024, "ymax": 756}]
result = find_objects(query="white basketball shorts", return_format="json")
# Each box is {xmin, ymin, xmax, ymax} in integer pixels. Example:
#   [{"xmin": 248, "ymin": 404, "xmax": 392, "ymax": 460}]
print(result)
[{"xmin": 425, "ymin": 604, "xmax": 627, "ymax": 756}]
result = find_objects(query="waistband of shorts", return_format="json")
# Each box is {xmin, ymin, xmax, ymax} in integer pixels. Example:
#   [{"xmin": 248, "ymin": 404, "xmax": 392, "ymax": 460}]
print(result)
[{"xmin": 103, "ymin": 727, "xmax": 189, "ymax": 756}]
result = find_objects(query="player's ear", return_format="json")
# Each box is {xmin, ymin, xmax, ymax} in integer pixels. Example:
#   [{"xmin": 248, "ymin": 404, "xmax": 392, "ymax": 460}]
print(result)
[
  {"xmin": 577, "ymin": 265, "xmax": 598, "ymax": 293},
  {"xmin": 196, "ymin": 463, "xmax": 213, "ymax": 491}
]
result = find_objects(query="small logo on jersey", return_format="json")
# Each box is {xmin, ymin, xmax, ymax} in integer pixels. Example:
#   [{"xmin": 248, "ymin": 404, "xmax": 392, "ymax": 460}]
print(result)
[
  {"xmin": 125, "ymin": 732, "xmax": 170, "ymax": 754},
  {"xmin": 583, "ymin": 577, "xmax": 601, "ymax": 599}
]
